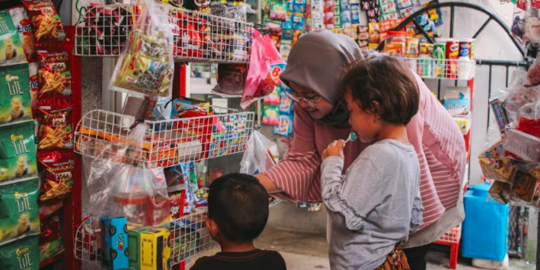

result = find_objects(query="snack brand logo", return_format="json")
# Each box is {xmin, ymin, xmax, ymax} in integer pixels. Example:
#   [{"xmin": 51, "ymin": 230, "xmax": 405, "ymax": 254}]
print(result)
[
  {"xmin": 450, "ymin": 43, "xmax": 459, "ymax": 52},
  {"xmin": 15, "ymin": 193, "xmax": 32, "ymax": 213},
  {"xmin": 6, "ymin": 75, "xmax": 23, "ymax": 96},
  {"xmin": 17, "ymin": 23, "xmax": 32, "ymax": 33},
  {"xmin": 11, "ymin": 136, "xmax": 29, "ymax": 155},
  {"xmin": 0, "ymin": 20, "xmax": 8, "ymax": 35},
  {"xmin": 16, "ymin": 247, "xmax": 32, "ymax": 269},
  {"xmin": 16, "ymin": 247, "xmax": 29, "ymax": 256}
]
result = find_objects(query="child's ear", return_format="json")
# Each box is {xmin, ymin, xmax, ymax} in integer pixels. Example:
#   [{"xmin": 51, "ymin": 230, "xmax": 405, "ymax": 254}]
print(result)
[{"xmin": 206, "ymin": 218, "xmax": 219, "ymax": 238}]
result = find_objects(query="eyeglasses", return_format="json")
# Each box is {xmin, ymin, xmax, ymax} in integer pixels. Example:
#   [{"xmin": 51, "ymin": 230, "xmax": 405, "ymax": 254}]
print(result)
[{"xmin": 285, "ymin": 91, "xmax": 323, "ymax": 108}]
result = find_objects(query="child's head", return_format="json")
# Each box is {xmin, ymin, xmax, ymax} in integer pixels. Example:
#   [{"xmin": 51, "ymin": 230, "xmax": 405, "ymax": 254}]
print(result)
[
  {"xmin": 206, "ymin": 173, "xmax": 269, "ymax": 246},
  {"xmin": 341, "ymin": 55, "xmax": 419, "ymax": 143}
]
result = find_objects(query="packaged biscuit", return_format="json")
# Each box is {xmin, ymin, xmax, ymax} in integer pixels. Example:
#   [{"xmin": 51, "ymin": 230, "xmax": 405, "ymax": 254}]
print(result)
[
  {"xmin": 0, "ymin": 178, "xmax": 40, "ymax": 245},
  {"xmin": 0, "ymin": 121, "xmax": 38, "ymax": 183},
  {"xmin": 38, "ymin": 151, "xmax": 75, "ymax": 201},
  {"xmin": 0, "ymin": 10, "xmax": 27, "ymax": 67},
  {"xmin": 37, "ymin": 51, "xmax": 71, "ymax": 97},
  {"xmin": 23, "ymin": 0, "xmax": 66, "ymax": 41},
  {"xmin": 0, "ymin": 64, "xmax": 32, "ymax": 124},
  {"xmin": 0, "ymin": 235, "xmax": 39, "ymax": 270},
  {"xmin": 9, "ymin": 6, "xmax": 35, "ymax": 61},
  {"xmin": 37, "ymin": 97, "xmax": 73, "ymax": 150}
]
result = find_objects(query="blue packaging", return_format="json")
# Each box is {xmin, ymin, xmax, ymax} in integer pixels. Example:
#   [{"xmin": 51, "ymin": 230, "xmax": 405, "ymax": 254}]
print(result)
[
  {"xmin": 100, "ymin": 216, "xmax": 129, "ymax": 270},
  {"xmin": 351, "ymin": 4, "xmax": 360, "ymax": 24},
  {"xmin": 273, "ymin": 115, "xmax": 294, "ymax": 137},
  {"xmin": 279, "ymin": 89, "xmax": 294, "ymax": 114}
]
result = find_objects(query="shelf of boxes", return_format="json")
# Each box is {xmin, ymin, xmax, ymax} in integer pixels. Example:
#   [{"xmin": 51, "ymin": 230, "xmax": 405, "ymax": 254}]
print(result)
[
  {"xmin": 74, "ymin": 4, "xmax": 253, "ymax": 64},
  {"xmin": 400, "ymin": 58, "xmax": 476, "ymax": 80},
  {"xmin": 74, "ymin": 109, "xmax": 255, "ymax": 168}
]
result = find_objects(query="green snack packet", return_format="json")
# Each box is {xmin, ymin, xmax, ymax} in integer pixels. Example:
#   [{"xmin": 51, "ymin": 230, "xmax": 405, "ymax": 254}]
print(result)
[
  {"xmin": 39, "ymin": 238, "xmax": 64, "ymax": 264},
  {"xmin": 0, "ymin": 235, "xmax": 39, "ymax": 270},
  {"xmin": 0, "ymin": 10, "xmax": 27, "ymax": 67},
  {"xmin": 0, "ymin": 178, "xmax": 40, "ymax": 245},
  {"xmin": 0, "ymin": 64, "xmax": 32, "ymax": 124},
  {"xmin": 0, "ymin": 121, "xmax": 37, "ymax": 183}
]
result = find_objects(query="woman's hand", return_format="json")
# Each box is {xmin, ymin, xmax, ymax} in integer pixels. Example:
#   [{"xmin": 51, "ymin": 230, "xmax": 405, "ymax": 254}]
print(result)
[{"xmin": 322, "ymin": 140, "xmax": 345, "ymax": 161}]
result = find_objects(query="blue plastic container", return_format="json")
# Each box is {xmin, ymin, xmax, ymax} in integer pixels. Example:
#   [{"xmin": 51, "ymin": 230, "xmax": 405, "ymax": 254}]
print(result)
[{"xmin": 461, "ymin": 182, "xmax": 509, "ymax": 261}]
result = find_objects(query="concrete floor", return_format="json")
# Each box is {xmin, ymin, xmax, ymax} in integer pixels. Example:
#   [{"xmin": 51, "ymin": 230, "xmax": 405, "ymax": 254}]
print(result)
[{"xmin": 186, "ymin": 228, "xmax": 537, "ymax": 270}]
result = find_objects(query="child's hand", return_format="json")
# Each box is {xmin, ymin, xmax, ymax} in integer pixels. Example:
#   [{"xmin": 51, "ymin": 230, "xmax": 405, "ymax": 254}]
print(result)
[{"xmin": 322, "ymin": 140, "xmax": 345, "ymax": 161}]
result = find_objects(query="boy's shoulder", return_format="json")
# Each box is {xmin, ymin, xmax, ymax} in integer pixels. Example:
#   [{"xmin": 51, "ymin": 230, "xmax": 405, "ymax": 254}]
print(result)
[{"xmin": 190, "ymin": 249, "xmax": 286, "ymax": 270}]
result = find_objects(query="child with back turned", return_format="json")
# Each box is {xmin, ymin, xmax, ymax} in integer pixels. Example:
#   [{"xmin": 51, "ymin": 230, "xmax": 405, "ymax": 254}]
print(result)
[
  {"xmin": 321, "ymin": 55, "xmax": 424, "ymax": 270},
  {"xmin": 191, "ymin": 173, "xmax": 287, "ymax": 270}
]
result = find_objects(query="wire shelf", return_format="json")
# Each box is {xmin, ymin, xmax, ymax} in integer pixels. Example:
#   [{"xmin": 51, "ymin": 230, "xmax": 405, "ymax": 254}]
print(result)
[
  {"xmin": 75, "ymin": 3, "xmax": 253, "ymax": 63},
  {"xmin": 74, "ymin": 109, "xmax": 255, "ymax": 168},
  {"xmin": 74, "ymin": 211, "xmax": 215, "ymax": 268},
  {"xmin": 400, "ymin": 58, "xmax": 476, "ymax": 80},
  {"xmin": 434, "ymin": 224, "xmax": 462, "ymax": 245}
]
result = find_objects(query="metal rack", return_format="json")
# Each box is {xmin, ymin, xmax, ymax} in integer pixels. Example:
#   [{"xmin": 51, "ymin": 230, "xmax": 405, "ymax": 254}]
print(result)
[
  {"xmin": 400, "ymin": 58, "xmax": 476, "ymax": 81},
  {"xmin": 74, "ymin": 109, "xmax": 255, "ymax": 168},
  {"xmin": 74, "ymin": 211, "xmax": 215, "ymax": 268},
  {"xmin": 74, "ymin": 4, "xmax": 253, "ymax": 63}
]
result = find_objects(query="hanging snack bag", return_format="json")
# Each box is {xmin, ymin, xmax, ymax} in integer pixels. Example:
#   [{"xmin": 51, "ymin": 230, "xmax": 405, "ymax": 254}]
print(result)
[
  {"xmin": 368, "ymin": 22, "xmax": 380, "ymax": 44},
  {"xmin": 0, "ymin": 178, "xmax": 40, "ymax": 245},
  {"xmin": 0, "ymin": 64, "xmax": 32, "ymax": 124},
  {"xmin": 37, "ymin": 97, "xmax": 73, "ymax": 151},
  {"xmin": 38, "ymin": 151, "xmax": 75, "ymax": 201},
  {"xmin": 0, "ymin": 10, "xmax": 26, "ymax": 67},
  {"xmin": 110, "ymin": 0, "xmax": 174, "ymax": 98},
  {"xmin": 274, "ymin": 114, "xmax": 293, "ymax": 137},
  {"xmin": 9, "ymin": 7, "xmax": 34, "ymax": 61},
  {"xmin": 23, "ymin": 0, "xmax": 65, "ymax": 41},
  {"xmin": 37, "ymin": 50, "xmax": 71, "ymax": 97},
  {"xmin": 29, "ymin": 62, "xmax": 38, "ymax": 114},
  {"xmin": 38, "ymin": 199, "xmax": 63, "ymax": 219},
  {"xmin": 0, "ymin": 235, "xmax": 39, "ymax": 270},
  {"xmin": 270, "ymin": 0, "xmax": 289, "ymax": 21},
  {"xmin": 40, "ymin": 238, "xmax": 64, "ymax": 266},
  {"xmin": 39, "ymin": 212, "xmax": 61, "ymax": 243},
  {"xmin": 262, "ymin": 104, "xmax": 280, "ymax": 125},
  {"xmin": 0, "ymin": 121, "xmax": 37, "ymax": 183}
]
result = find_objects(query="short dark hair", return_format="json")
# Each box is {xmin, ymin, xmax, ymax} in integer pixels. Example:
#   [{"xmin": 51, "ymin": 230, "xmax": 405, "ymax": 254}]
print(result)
[
  {"xmin": 341, "ymin": 55, "xmax": 419, "ymax": 125},
  {"xmin": 207, "ymin": 173, "xmax": 269, "ymax": 243}
]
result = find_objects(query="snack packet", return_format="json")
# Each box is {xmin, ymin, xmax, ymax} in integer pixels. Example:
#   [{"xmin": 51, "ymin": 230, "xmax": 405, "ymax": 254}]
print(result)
[
  {"xmin": 273, "ymin": 114, "xmax": 294, "ymax": 137},
  {"xmin": 0, "ymin": 235, "xmax": 39, "ymax": 270},
  {"xmin": 0, "ymin": 64, "xmax": 32, "ymax": 124},
  {"xmin": 262, "ymin": 104, "xmax": 279, "ymax": 125},
  {"xmin": 22, "ymin": 0, "xmax": 66, "ymax": 41},
  {"xmin": 0, "ymin": 121, "xmax": 38, "ymax": 183},
  {"xmin": 39, "ymin": 238, "xmax": 64, "ymax": 266},
  {"xmin": 38, "ymin": 199, "xmax": 63, "ymax": 219},
  {"xmin": 37, "ymin": 50, "xmax": 71, "ymax": 97},
  {"xmin": 0, "ymin": 10, "xmax": 26, "ymax": 67},
  {"xmin": 37, "ymin": 97, "xmax": 73, "ymax": 150},
  {"xmin": 9, "ymin": 6, "xmax": 35, "ymax": 61},
  {"xmin": 40, "ymin": 213, "xmax": 61, "ymax": 243},
  {"xmin": 29, "ymin": 62, "xmax": 38, "ymax": 114},
  {"xmin": 38, "ymin": 151, "xmax": 75, "ymax": 201},
  {"xmin": 0, "ymin": 177, "xmax": 40, "ymax": 245}
]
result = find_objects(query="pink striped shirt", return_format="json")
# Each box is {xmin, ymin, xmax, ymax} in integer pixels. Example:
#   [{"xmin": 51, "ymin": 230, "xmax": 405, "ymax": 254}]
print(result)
[{"xmin": 265, "ymin": 74, "xmax": 466, "ymax": 229}]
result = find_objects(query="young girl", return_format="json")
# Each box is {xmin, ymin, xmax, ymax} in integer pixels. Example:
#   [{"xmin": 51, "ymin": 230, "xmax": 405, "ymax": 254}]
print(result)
[{"xmin": 321, "ymin": 55, "xmax": 423, "ymax": 270}]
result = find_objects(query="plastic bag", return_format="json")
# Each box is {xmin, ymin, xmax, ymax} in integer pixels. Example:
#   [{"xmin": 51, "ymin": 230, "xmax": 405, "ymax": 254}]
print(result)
[
  {"xmin": 212, "ymin": 64, "xmax": 248, "ymax": 97},
  {"xmin": 109, "ymin": 0, "xmax": 174, "ymax": 98},
  {"xmin": 241, "ymin": 29, "xmax": 286, "ymax": 109},
  {"xmin": 85, "ymin": 123, "xmax": 170, "ymax": 229},
  {"xmin": 240, "ymin": 130, "xmax": 277, "ymax": 175}
]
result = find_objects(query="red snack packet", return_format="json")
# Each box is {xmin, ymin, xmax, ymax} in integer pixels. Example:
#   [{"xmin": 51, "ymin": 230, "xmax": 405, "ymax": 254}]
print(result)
[
  {"xmin": 22, "ymin": 0, "xmax": 66, "ymax": 41},
  {"xmin": 39, "ymin": 199, "xmax": 63, "ymax": 219},
  {"xmin": 40, "ymin": 213, "xmax": 61, "ymax": 243},
  {"xmin": 38, "ymin": 151, "xmax": 75, "ymax": 201},
  {"xmin": 37, "ymin": 50, "xmax": 72, "ymax": 97},
  {"xmin": 37, "ymin": 97, "xmax": 73, "ymax": 151}
]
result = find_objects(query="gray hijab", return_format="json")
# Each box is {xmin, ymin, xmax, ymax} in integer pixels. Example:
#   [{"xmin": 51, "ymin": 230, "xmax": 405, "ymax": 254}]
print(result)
[{"xmin": 280, "ymin": 30, "xmax": 363, "ymax": 127}]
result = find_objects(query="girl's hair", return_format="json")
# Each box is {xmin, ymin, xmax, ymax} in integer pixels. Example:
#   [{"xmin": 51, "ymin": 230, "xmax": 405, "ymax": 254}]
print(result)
[{"xmin": 340, "ymin": 54, "xmax": 420, "ymax": 125}]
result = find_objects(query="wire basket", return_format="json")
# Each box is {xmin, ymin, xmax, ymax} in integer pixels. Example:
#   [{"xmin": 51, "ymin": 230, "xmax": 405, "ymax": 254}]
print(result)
[
  {"xmin": 74, "ymin": 3, "xmax": 253, "ymax": 63},
  {"xmin": 434, "ymin": 224, "xmax": 462, "ymax": 245},
  {"xmin": 400, "ymin": 58, "xmax": 476, "ymax": 80},
  {"xmin": 74, "ymin": 109, "xmax": 255, "ymax": 168},
  {"xmin": 74, "ymin": 211, "xmax": 215, "ymax": 268}
]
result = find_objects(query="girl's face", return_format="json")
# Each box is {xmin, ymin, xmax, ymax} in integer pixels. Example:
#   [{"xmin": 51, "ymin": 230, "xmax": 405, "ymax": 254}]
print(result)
[
  {"xmin": 345, "ymin": 91, "xmax": 381, "ymax": 143},
  {"xmin": 289, "ymin": 82, "xmax": 334, "ymax": 120}
]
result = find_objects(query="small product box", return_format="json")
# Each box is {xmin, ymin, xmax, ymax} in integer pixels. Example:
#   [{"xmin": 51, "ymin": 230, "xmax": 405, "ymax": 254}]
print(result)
[
  {"xmin": 453, "ymin": 114, "xmax": 471, "ymax": 135},
  {"xmin": 100, "ymin": 216, "xmax": 129, "ymax": 270},
  {"xmin": 444, "ymin": 87, "xmax": 470, "ymax": 117},
  {"xmin": 504, "ymin": 129, "xmax": 540, "ymax": 162},
  {"xmin": 478, "ymin": 142, "xmax": 517, "ymax": 183},
  {"xmin": 488, "ymin": 181, "xmax": 512, "ymax": 204},
  {"xmin": 141, "ymin": 228, "xmax": 171, "ymax": 270},
  {"xmin": 512, "ymin": 171, "xmax": 539, "ymax": 204},
  {"xmin": 128, "ymin": 226, "xmax": 150, "ymax": 270}
]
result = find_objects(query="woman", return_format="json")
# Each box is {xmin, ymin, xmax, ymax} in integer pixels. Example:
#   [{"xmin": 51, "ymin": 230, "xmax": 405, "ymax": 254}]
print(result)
[{"xmin": 256, "ymin": 30, "xmax": 466, "ymax": 270}]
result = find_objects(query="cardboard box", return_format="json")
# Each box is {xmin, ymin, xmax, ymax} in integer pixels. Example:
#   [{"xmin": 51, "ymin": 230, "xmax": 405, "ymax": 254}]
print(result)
[
  {"xmin": 478, "ymin": 142, "xmax": 517, "ymax": 183},
  {"xmin": 504, "ymin": 129, "xmax": 540, "ymax": 162},
  {"xmin": 513, "ymin": 171, "xmax": 538, "ymax": 204},
  {"xmin": 100, "ymin": 216, "xmax": 129, "ymax": 270},
  {"xmin": 141, "ymin": 228, "xmax": 170, "ymax": 270},
  {"xmin": 488, "ymin": 181, "xmax": 511, "ymax": 204}
]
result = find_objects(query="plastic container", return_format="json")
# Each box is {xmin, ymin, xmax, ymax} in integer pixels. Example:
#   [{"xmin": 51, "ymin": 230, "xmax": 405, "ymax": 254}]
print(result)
[
  {"xmin": 462, "ymin": 182, "xmax": 510, "ymax": 261},
  {"xmin": 384, "ymin": 31, "xmax": 407, "ymax": 56}
]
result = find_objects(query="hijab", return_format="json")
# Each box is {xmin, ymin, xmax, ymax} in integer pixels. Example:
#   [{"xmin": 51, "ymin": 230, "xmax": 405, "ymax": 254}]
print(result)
[{"xmin": 279, "ymin": 30, "xmax": 363, "ymax": 127}]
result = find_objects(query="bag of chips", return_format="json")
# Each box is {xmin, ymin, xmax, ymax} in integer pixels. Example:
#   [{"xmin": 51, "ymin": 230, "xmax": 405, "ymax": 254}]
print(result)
[
  {"xmin": 0, "ymin": 64, "xmax": 32, "ymax": 124},
  {"xmin": 39, "ymin": 212, "xmax": 60, "ymax": 243},
  {"xmin": 39, "ymin": 238, "xmax": 63, "ymax": 265},
  {"xmin": 37, "ymin": 50, "xmax": 71, "ymax": 97},
  {"xmin": 38, "ymin": 199, "xmax": 62, "ymax": 219},
  {"xmin": 37, "ymin": 97, "xmax": 73, "ymax": 150},
  {"xmin": 22, "ymin": 0, "xmax": 66, "ymax": 41},
  {"xmin": 0, "ymin": 121, "xmax": 38, "ymax": 183},
  {"xmin": 9, "ymin": 6, "xmax": 35, "ymax": 61},
  {"xmin": 0, "ymin": 10, "xmax": 27, "ymax": 67},
  {"xmin": 0, "ymin": 178, "xmax": 40, "ymax": 245},
  {"xmin": 38, "ymin": 151, "xmax": 75, "ymax": 201},
  {"xmin": 110, "ymin": 0, "xmax": 174, "ymax": 98},
  {"xmin": 0, "ymin": 235, "xmax": 39, "ymax": 270}
]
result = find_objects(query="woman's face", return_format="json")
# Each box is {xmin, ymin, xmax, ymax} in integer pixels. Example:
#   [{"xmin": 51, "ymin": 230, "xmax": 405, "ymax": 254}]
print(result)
[
  {"xmin": 289, "ymin": 82, "xmax": 334, "ymax": 120},
  {"xmin": 345, "ymin": 91, "xmax": 380, "ymax": 143}
]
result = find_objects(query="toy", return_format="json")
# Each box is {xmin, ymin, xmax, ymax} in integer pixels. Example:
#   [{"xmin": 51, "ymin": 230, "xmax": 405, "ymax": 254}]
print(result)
[
  {"xmin": 100, "ymin": 216, "xmax": 129, "ymax": 270},
  {"xmin": 140, "ymin": 228, "xmax": 171, "ymax": 270}
]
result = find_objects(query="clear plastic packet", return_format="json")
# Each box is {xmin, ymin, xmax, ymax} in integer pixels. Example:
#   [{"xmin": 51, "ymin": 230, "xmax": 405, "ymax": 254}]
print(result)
[
  {"xmin": 109, "ymin": 0, "xmax": 174, "ymax": 98},
  {"xmin": 240, "ymin": 130, "xmax": 277, "ymax": 175}
]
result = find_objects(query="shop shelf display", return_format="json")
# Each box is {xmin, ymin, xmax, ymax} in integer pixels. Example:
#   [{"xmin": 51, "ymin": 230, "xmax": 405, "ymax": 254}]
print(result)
[
  {"xmin": 75, "ymin": 3, "xmax": 253, "ymax": 63},
  {"xmin": 400, "ymin": 58, "xmax": 476, "ymax": 80},
  {"xmin": 74, "ymin": 211, "xmax": 215, "ymax": 268},
  {"xmin": 74, "ymin": 109, "xmax": 255, "ymax": 168}
]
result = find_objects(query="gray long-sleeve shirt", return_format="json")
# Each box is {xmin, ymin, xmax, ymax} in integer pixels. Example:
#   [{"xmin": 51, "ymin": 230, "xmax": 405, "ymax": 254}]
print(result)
[{"xmin": 321, "ymin": 140, "xmax": 423, "ymax": 270}]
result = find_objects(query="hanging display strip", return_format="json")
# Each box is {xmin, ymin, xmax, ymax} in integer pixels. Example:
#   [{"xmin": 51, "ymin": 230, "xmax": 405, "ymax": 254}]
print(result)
[
  {"xmin": 74, "ymin": 109, "xmax": 255, "ymax": 168},
  {"xmin": 74, "ymin": 211, "xmax": 215, "ymax": 268},
  {"xmin": 74, "ymin": 4, "xmax": 253, "ymax": 63},
  {"xmin": 400, "ymin": 58, "xmax": 476, "ymax": 80}
]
